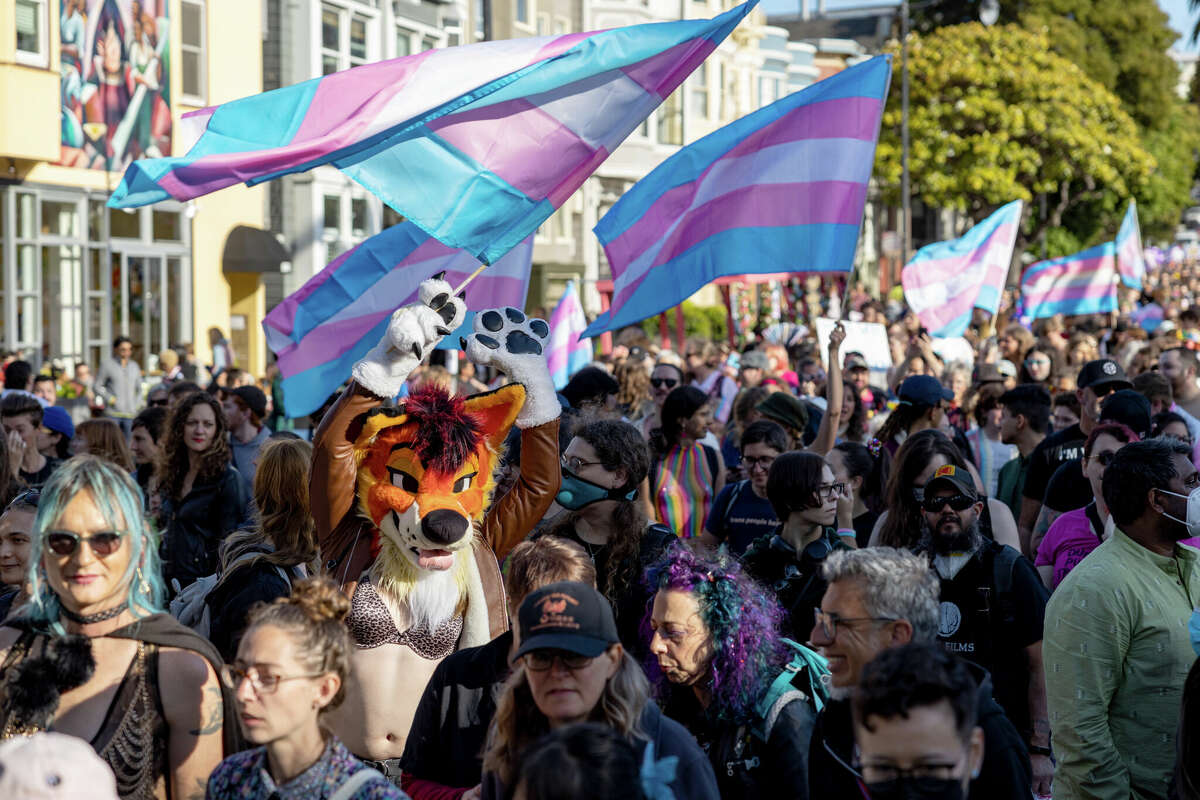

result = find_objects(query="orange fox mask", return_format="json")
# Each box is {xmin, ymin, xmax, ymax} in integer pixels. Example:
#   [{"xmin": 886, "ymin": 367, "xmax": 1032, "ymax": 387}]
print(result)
[{"xmin": 352, "ymin": 383, "xmax": 524, "ymax": 571}]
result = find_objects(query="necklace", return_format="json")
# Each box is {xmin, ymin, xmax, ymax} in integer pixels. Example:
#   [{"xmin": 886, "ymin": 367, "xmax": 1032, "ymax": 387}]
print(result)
[{"xmin": 60, "ymin": 601, "xmax": 128, "ymax": 625}]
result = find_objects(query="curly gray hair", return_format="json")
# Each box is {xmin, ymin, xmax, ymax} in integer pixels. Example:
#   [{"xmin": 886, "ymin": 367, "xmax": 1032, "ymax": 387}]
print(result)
[{"xmin": 822, "ymin": 547, "xmax": 940, "ymax": 643}]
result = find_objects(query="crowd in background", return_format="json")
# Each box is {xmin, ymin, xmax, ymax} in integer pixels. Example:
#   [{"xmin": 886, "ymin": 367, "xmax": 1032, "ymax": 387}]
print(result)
[{"xmin": 1, "ymin": 273, "xmax": 1200, "ymax": 800}]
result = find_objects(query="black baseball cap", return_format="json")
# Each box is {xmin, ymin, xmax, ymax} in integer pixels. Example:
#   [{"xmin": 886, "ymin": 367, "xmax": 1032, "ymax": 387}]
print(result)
[
  {"xmin": 1076, "ymin": 359, "xmax": 1132, "ymax": 393},
  {"xmin": 898, "ymin": 375, "xmax": 954, "ymax": 407},
  {"xmin": 1100, "ymin": 389, "xmax": 1152, "ymax": 439},
  {"xmin": 923, "ymin": 464, "xmax": 979, "ymax": 502},
  {"xmin": 512, "ymin": 581, "xmax": 619, "ymax": 662}
]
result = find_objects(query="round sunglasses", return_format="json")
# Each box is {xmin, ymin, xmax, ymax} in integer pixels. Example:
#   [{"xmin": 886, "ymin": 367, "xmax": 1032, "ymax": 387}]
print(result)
[
  {"xmin": 44, "ymin": 530, "xmax": 123, "ymax": 557},
  {"xmin": 650, "ymin": 378, "xmax": 679, "ymax": 390}
]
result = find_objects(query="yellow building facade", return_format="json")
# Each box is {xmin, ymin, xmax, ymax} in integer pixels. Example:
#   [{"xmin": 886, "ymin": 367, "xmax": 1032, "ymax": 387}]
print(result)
[{"xmin": 0, "ymin": 0, "xmax": 268, "ymax": 378}]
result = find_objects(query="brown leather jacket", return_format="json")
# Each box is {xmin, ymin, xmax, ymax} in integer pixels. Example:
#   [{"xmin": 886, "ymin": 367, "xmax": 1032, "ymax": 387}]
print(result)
[{"xmin": 311, "ymin": 381, "xmax": 561, "ymax": 640}]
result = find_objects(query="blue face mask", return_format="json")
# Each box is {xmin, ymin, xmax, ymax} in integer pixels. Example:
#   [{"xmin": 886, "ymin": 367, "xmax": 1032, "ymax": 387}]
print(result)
[
  {"xmin": 1189, "ymin": 608, "xmax": 1200, "ymax": 658},
  {"xmin": 556, "ymin": 467, "xmax": 638, "ymax": 511}
]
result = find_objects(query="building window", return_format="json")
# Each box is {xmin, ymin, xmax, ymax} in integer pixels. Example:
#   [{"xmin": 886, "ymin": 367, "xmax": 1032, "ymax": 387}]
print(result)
[
  {"xmin": 322, "ymin": 4, "xmax": 372, "ymax": 75},
  {"xmin": 351, "ymin": 197, "xmax": 367, "ymax": 237},
  {"xmin": 554, "ymin": 17, "xmax": 569, "ymax": 34},
  {"xmin": 15, "ymin": 0, "xmax": 46, "ymax": 64},
  {"xmin": 323, "ymin": 195, "xmax": 341, "ymax": 239},
  {"xmin": 396, "ymin": 27, "xmax": 413, "ymax": 57},
  {"xmin": 515, "ymin": 0, "xmax": 530, "ymax": 26},
  {"xmin": 444, "ymin": 16, "xmax": 462, "ymax": 47},
  {"xmin": 536, "ymin": 13, "xmax": 549, "ymax": 35},
  {"xmin": 181, "ymin": 0, "xmax": 206, "ymax": 102},
  {"xmin": 474, "ymin": 0, "xmax": 485, "ymax": 40},
  {"xmin": 691, "ymin": 62, "xmax": 709, "ymax": 119},
  {"xmin": 657, "ymin": 90, "xmax": 682, "ymax": 145}
]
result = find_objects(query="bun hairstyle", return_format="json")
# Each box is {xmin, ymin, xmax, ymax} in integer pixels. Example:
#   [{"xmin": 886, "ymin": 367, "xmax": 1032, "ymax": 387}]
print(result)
[{"xmin": 245, "ymin": 577, "xmax": 352, "ymax": 712}]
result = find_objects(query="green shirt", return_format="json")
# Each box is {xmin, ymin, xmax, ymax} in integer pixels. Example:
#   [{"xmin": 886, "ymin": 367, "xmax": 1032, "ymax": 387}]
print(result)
[
  {"xmin": 1044, "ymin": 529, "xmax": 1199, "ymax": 800},
  {"xmin": 995, "ymin": 452, "xmax": 1029, "ymax": 520}
]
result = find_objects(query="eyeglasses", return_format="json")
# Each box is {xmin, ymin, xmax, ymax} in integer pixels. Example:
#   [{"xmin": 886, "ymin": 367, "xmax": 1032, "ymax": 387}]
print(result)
[
  {"xmin": 148, "ymin": 399, "xmax": 169, "ymax": 407},
  {"xmin": 743, "ymin": 456, "xmax": 776, "ymax": 471},
  {"xmin": 44, "ymin": 530, "xmax": 123, "ymax": 557},
  {"xmin": 220, "ymin": 664, "xmax": 323, "ymax": 695},
  {"xmin": 1024, "ymin": 358, "xmax": 1051, "ymax": 367},
  {"xmin": 860, "ymin": 760, "xmax": 965, "ymax": 785},
  {"xmin": 1092, "ymin": 451, "xmax": 1118, "ymax": 467},
  {"xmin": 813, "ymin": 608, "xmax": 897, "ymax": 641},
  {"xmin": 10, "ymin": 488, "xmax": 40, "ymax": 508},
  {"xmin": 650, "ymin": 378, "xmax": 679, "ymax": 390},
  {"xmin": 816, "ymin": 482, "xmax": 847, "ymax": 501},
  {"xmin": 920, "ymin": 493, "xmax": 976, "ymax": 513},
  {"xmin": 562, "ymin": 455, "xmax": 603, "ymax": 473},
  {"xmin": 524, "ymin": 649, "xmax": 595, "ymax": 672}
]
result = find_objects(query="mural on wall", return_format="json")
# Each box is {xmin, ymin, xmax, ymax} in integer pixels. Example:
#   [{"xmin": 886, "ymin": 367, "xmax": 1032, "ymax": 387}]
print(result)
[{"xmin": 59, "ymin": 0, "xmax": 172, "ymax": 170}]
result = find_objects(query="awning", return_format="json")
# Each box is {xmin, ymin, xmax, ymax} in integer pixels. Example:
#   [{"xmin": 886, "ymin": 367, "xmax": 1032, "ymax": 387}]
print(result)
[{"xmin": 222, "ymin": 225, "xmax": 290, "ymax": 273}]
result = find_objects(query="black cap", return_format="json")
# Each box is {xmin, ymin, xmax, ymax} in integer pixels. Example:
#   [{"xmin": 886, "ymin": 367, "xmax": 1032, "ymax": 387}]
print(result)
[
  {"xmin": 512, "ymin": 581, "xmax": 619, "ymax": 662},
  {"xmin": 756, "ymin": 392, "xmax": 810, "ymax": 433},
  {"xmin": 923, "ymin": 464, "xmax": 979, "ymax": 501},
  {"xmin": 898, "ymin": 375, "xmax": 954, "ymax": 407},
  {"xmin": 1100, "ymin": 389, "xmax": 1152, "ymax": 439},
  {"xmin": 231, "ymin": 385, "xmax": 268, "ymax": 418},
  {"xmin": 1076, "ymin": 359, "xmax": 1132, "ymax": 392}
]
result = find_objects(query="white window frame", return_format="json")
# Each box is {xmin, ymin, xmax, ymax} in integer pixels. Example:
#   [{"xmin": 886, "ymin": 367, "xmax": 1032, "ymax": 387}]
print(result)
[
  {"xmin": 320, "ymin": 2, "xmax": 377, "ymax": 76},
  {"xmin": 536, "ymin": 12, "xmax": 550, "ymax": 36},
  {"xmin": 393, "ymin": 20, "xmax": 445, "ymax": 59},
  {"xmin": 180, "ymin": 0, "xmax": 207, "ymax": 104},
  {"xmin": 691, "ymin": 62, "xmax": 710, "ymax": 121},
  {"xmin": 14, "ymin": 0, "xmax": 49, "ymax": 68},
  {"xmin": 514, "ymin": 0, "xmax": 534, "ymax": 31}
]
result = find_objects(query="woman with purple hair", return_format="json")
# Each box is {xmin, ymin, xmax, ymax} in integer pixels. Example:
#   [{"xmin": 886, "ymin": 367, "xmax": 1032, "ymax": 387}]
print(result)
[{"xmin": 645, "ymin": 544, "xmax": 823, "ymax": 799}]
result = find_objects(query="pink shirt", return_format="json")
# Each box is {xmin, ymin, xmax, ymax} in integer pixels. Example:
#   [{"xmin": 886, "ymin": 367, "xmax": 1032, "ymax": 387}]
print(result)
[{"xmin": 1035, "ymin": 506, "xmax": 1103, "ymax": 590}]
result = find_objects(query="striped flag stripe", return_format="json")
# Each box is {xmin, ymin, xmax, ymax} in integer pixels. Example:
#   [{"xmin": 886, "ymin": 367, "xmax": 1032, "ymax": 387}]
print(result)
[{"xmin": 1020, "ymin": 242, "xmax": 1118, "ymax": 320}]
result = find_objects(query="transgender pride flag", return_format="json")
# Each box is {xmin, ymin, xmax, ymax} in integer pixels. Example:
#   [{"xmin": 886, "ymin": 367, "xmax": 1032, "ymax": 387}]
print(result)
[
  {"xmin": 1116, "ymin": 200, "xmax": 1146, "ymax": 291},
  {"xmin": 583, "ymin": 54, "xmax": 890, "ymax": 337},
  {"xmin": 109, "ymin": 3, "xmax": 755, "ymax": 265},
  {"xmin": 547, "ymin": 281, "xmax": 592, "ymax": 389},
  {"xmin": 901, "ymin": 200, "xmax": 1022, "ymax": 338},
  {"xmin": 1020, "ymin": 242, "xmax": 1118, "ymax": 320},
  {"xmin": 264, "ymin": 223, "xmax": 532, "ymax": 417}
]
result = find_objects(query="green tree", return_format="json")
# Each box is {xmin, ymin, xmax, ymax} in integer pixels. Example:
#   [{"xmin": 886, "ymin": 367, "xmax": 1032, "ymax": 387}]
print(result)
[{"xmin": 876, "ymin": 24, "xmax": 1155, "ymax": 258}]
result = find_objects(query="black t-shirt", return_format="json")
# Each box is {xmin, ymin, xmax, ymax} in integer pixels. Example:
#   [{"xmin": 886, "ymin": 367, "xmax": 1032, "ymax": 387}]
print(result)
[
  {"xmin": 705, "ymin": 480, "xmax": 779, "ymax": 556},
  {"xmin": 934, "ymin": 542, "xmax": 1048, "ymax": 737},
  {"xmin": 401, "ymin": 630, "xmax": 511, "ymax": 789},
  {"xmin": 1042, "ymin": 457, "xmax": 1093, "ymax": 513},
  {"xmin": 545, "ymin": 522, "xmax": 675, "ymax": 660},
  {"xmin": 19, "ymin": 457, "xmax": 61, "ymax": 489},
  {"xmin": 1022, "ymin": 423, "xmax": 1085, "ymax": 502}
]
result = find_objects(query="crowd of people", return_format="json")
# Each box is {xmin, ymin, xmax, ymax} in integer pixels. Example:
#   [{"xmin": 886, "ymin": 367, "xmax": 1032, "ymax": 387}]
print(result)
[{"xmin": 0, "ymin": 282, "xmax": 1199, "ymax": 800}]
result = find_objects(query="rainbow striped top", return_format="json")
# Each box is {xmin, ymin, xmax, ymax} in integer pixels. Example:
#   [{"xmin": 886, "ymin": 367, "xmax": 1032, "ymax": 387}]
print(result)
[{"xmin": 653, "ymin": 443, "xmax": 718, "ymax": 540}]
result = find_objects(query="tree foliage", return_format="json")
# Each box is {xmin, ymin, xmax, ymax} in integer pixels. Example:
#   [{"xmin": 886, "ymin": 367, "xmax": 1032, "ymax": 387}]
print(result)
[{"xmin": 875, "ymin": 24, "xmax": 1155, "ymax": 254}]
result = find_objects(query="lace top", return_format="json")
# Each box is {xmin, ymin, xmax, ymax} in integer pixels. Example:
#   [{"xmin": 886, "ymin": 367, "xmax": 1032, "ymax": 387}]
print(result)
[
  {"xmin": 348, "ymin": 579, "xmax": 462, "ymax": 660},
  {"xmin": 0, "ymin": 632, "xmax": 168, "ymax": 800}
]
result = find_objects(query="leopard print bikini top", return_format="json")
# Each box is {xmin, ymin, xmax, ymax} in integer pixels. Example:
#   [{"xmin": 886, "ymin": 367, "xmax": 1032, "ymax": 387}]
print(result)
[{"xmin": 348, "ymin": 579, "xmax": 462, "ymax": 660}]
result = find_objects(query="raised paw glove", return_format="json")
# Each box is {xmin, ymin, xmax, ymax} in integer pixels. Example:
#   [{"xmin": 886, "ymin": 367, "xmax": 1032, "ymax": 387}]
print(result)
[{"xmin": 462, "ymin": 307, "xmax": 560, "ymax": 429}]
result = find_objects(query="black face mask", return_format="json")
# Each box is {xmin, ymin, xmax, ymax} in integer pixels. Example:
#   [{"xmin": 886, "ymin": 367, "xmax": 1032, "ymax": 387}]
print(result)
[{"xmin": 864, "ymin": 777, "xmax": 966, "ymax": 800}]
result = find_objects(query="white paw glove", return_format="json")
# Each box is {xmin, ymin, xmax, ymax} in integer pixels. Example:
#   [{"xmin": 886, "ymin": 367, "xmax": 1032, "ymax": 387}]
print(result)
[
  {"xmin": 462, "ymin": 307, "xmax": 560, "ymax": 429},
  {"xmin": 352, "ymin": 277, "xmax": 467, "ymax": 400}
]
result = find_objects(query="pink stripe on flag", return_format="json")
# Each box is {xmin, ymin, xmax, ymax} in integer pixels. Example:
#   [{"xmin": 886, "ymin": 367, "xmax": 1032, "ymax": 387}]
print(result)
[
  {"xmin": 613, "ymin": 181, "xmax": 867, "ymax": 308},
  {"xmin": 292, "ymin": 51, "xmax": 436, "ymax": 142},
  {"xmin": 1027, "ymin": 282, "xmax": 1117, "ymax": 304},
  {"xmin": 430, "ymin": 100, "xmax": 595, "ymax": 200},
  {"xmin": 620, "ymin": 39, "xmax": 716, "ymax": 97},
  {"xmin": 900, "ymin": 223, "xmax": 1018, "ymax": 291},
  {"xmin": 533, "ymin": 31, "xmax": 598, "ymax": 62}
]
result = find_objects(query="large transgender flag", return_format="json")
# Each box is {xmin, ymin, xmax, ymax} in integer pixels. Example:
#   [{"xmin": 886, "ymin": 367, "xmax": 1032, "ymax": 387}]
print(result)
[
  {"xmin": 582, "ymin": 54, "xmax": 890, "ymax": 337},
  {"xmin": 901, "ymin": 200, "xmax": 1022, "ymax": 338},
  {"xmin": 108, "ymin": 3, "xmax": 756, "ymax": 264},
  {"xmin": 263, "ymin": 223, "xmax": 532, "ymax": 417},
  {"xmin": 1116, "ymin": 200, "xmax": 1145, "ymax": 291},
  {"xmin": 1020, "ymin": 242, "xmax": 1118, "ymax": 320},
  {"xmin": 547, "ymin": 281, "xmax": 592, "ymax": 389}
]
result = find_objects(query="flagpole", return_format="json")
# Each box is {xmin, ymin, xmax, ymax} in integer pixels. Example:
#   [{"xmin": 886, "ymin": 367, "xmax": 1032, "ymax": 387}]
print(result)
[{"xmin": 452, "ymin": 261, "xmax": 489, "ymax": 297}]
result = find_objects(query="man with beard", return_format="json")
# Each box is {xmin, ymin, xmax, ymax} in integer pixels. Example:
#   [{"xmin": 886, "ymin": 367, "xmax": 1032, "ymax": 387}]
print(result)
[
  {"xmin": 1044, "ymin": 438, "xmax": 1200, "ymax": 800},
  {"xmin": 919, "ymin": 464, "xmax": 1052, "ymax": 797}
]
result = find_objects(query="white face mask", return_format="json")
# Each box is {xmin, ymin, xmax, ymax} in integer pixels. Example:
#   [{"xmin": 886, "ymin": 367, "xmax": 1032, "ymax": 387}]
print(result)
[{"xmin": 1157, "ymin": 487, "xmax": 1200, "ymax": 537}]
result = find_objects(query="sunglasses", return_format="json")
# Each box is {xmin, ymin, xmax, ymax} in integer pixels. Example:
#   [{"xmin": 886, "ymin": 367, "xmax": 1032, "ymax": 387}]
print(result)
[
  {"xmin": 148, "ymin": 399, "xmax": 169, "ymax": 407},
  {"xmin": 650, "ymin": 378, "xmax": 679, "ymax": 389},
  {"xmin": 10, "ymin": 488, "xmax": 41, "ymax": 508},
  {"xmin": 524, "ymin": 649, "xmax": 595, "ymax": 672},
  {"xmin": 921, "ymin": 494, "xmax": 976, "ymax": 513},
  {"xmin": 45, "ymin": 530, "xmax": 123, "ymax": 557}
]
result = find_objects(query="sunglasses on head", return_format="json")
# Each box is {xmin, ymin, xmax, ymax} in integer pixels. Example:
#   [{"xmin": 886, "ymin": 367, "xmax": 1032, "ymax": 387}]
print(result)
[
  {"xmin": 10, "ymin": 488, "xmax": 40, "ymax": 508},
  {"xmin": 45, "ymin": 530, "xmax": 123, "ymax": 557},
  {"xmin": 650, "ymin": 378, "xmax": 679, "ymax": 389},
  {"xmin": 921, "ymin": 494, "xmax": 976, "ymax": 513}
]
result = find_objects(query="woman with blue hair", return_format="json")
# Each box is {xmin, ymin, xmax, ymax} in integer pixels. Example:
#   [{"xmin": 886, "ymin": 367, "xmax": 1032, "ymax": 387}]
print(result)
[
  {"xmin": 645, "ymin": 544, "xmax": 826, "ymax": 799},
  {"xmin": 0, "ymin": 455, "xmax": 237, "ymax": 799}
]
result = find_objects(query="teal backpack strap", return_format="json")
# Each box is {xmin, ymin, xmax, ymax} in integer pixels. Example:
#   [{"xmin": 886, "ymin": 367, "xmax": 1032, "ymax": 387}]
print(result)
[{"xmin": 752, "ymin": 638, "xmax": 830, "ymax": 741}]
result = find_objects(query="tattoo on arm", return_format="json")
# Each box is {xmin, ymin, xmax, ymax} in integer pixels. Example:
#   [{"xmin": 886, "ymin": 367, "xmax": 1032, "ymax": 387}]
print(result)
[{"xmin": 188, "ymin": 686, "xmax": 224, "ymax": 737}]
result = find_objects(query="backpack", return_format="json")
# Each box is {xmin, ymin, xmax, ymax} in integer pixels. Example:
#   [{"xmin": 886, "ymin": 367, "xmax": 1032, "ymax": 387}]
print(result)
[
  {"xmin": 751, "ymin": 638, "xmax": 830, "ymax": 742},
  {"xmin": 169, "ymin": 552, "xmax": 291, "ymax": 638}
]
